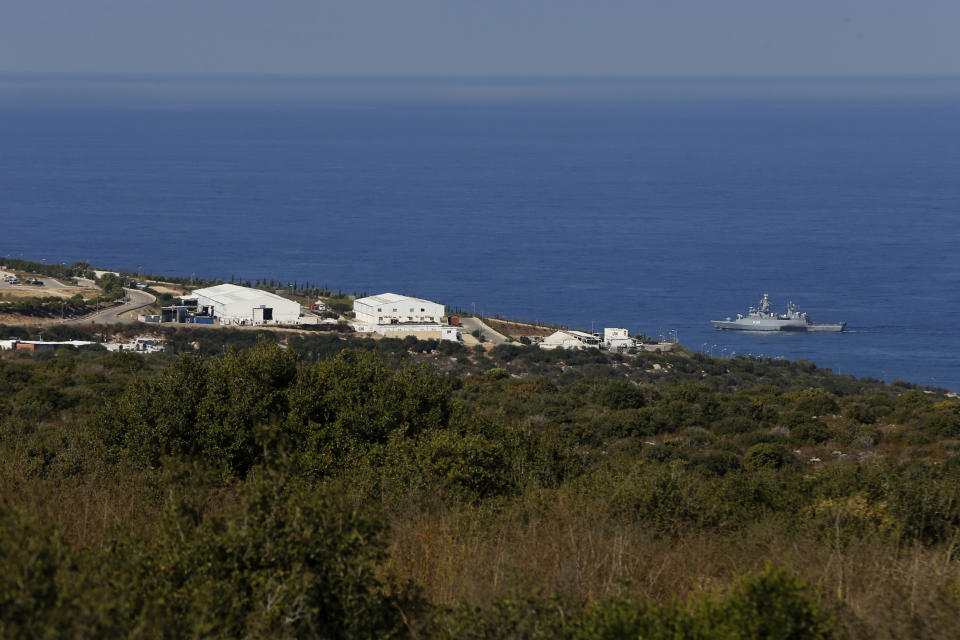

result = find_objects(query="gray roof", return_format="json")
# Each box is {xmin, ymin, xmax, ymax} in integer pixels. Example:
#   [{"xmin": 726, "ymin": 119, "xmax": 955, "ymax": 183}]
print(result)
[
  {"xmin": 189, "ymin": 283, "xmax": 296, "ymax": 306},
  {"xmin": 355, "ymin": 292, "xmax": 441, "ymax": 307}
]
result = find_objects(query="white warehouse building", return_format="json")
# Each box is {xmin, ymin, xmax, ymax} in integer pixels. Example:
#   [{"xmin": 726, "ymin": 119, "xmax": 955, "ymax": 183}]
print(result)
[
  {"xmin": 353, "ymin": 293, "xmax": 445, "ymax": 326},
  {"xmin": 353, "ymin": 292, "xmax": 459, "ymax": 342},
  {"xmin": 186, "ymin": 284, "xmax": 301, "ymax": 325}
]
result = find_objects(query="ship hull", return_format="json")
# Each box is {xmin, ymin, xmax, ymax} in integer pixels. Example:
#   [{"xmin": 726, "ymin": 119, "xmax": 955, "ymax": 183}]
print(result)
[
  {"xmin": 711, "ymin": 319, "xmax": 807, "ymax": 331},
  {"xmin": 711, "ymin": 320, "xmax": 846, "ymax": 332}
]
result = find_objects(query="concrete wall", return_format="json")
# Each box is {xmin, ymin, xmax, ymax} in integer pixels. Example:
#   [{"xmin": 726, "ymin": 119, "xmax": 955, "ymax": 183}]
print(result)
[{"xmin": 368, "ymin": 323, "xmax": 460, "ymax": 342}]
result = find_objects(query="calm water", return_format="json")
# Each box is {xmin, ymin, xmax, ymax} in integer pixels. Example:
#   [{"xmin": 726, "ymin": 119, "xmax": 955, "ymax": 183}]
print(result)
[{"xmin": 2, "ymin": 75, "xmax": 958, "ymax": 389}]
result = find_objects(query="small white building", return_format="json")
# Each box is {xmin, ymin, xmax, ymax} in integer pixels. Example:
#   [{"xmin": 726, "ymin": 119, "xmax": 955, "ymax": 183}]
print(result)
[
  {"xmin": 604, "ymin": 328, "xmax": 635, "ymax": 350},
  {"xmin": 185, "ymin": 284, "xmax": 301, "ymax": 325},
  {"xmin": 539, "ymin": 330, "xmax": 601, "ymax": 350},
  {"xmin": 353, "ymin": 292, "xmax": 459, "ymax": 342}
]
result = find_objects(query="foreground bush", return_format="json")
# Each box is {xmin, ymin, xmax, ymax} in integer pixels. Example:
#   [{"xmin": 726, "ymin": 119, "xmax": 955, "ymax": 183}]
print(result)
[{"xmin": 0, "ymin": 471, "xmax": 418, "ymax": 639}]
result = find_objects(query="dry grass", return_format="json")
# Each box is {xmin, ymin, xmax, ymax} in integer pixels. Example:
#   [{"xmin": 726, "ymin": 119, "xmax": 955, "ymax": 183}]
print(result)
[
  {"xmin": 386, "ymin": 494, "xmax": 960, "ymax": 638},
  {"xmin": 8, "ymin": 466, "xmax": 957, "ymax": 638},
  {"xmin": 149, "ymin": 283, "xmax": 187, "ymax": 295},
  {"xmin": 483, "ymin": 318, "xmax": 556, "ymax": 339},
  {"xmin": 0, "ymin": 285, "xmax": 98, "ymax": 300},
  {"xmin": 0, "ymin": 313, "xmax": 67, "ymax": 325}
]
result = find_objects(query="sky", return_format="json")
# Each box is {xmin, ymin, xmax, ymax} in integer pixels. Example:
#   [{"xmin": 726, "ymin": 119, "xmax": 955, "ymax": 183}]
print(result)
[{"xmin": 0, "ymin": 0, "xmax": 958, "ymax": 76}]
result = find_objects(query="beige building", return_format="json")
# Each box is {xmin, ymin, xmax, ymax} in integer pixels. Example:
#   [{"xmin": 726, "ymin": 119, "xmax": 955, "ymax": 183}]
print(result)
[{"xmin": 539, "ymin": 330, "xmax": 601, "ymax": 350}]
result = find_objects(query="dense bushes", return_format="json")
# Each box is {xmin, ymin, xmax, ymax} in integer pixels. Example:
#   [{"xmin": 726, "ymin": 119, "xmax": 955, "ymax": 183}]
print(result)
[
  {"xmin": 0, "ymin": 475, "xmax": 417, "ymax": 639},
  {"xmin": 3, "ymin": 338, "xmax": 960, "ymax": 637},
  {"xmin": 101, "ymin": 344, "xmax": 455, "ymax": 477}
]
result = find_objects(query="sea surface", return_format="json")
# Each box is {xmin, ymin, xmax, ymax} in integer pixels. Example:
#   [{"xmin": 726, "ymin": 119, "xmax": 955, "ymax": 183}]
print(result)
[{"xmin": 1, "ymin": 74, "xmax": 958, "ymax": 389}]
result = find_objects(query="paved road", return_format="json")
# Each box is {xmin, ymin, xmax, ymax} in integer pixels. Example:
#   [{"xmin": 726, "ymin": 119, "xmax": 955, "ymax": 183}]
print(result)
[
  {"xmin": 459, "ymin": 316, "xmax": 510, "ymax": 345},
  {"xmin": 40, "ymin": 278, "xmax": 69, "ymax": 289},
  {"xmin": 66, "ymin": 289, "xmax": 156, "ymax": 325}
]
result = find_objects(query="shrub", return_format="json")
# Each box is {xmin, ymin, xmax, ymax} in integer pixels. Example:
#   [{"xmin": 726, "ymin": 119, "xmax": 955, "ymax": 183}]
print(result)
[
  {"xmin": 642, "ymin": 443, "xmax": 688, "ymax": 464},
  {"xmin": 712, "ymin": 415, "xmax": 758, "ymax": 435},
  {"xmin": 591, "ymin": 409, "xmax": 646, "ymax": 439},
  {"xmin": 415, "ymin": 430, "xmax": 514, "ymax": 501},
  {"xmin": 598, "ymin": 380, "xmax": 646, "ymax": 410},
  {"xmin": 915, "ymin": 404, "xmax": 960, "ymax": 437},
  {"xmin": 484, "ymin": 367, "xmax": 509, "ymax": 380},
  {"xmin": 842, "ymin": 402, "xmax": 877, "ymax": 424},
  {"xmin": 572, "ymin": 566, "xmax": 833, "ymax": 640},
  {"xmin": 790, "ymin": 420, "xmax": 832, "ymax": 444},
  {"xmin": 744, "ymin": 443, "xmax": 800, "ymax": 472},
  {"xmin": 706, "ymin": 566, "xmax": 834, "ymax": 639},
  {"xmin": 690, "ymin": 451, "xmax": 743, "ymax": 476},
  {"xmin": 787, "ymin": 388, "xmax": 839, "ymax": 415},
  {"xmin": 0, "ymin": 507, "xmax": 79, "ymax": 638},
  {"xmin": 737, "ymin": 429, "xmax": 790, "ymax": 448}
]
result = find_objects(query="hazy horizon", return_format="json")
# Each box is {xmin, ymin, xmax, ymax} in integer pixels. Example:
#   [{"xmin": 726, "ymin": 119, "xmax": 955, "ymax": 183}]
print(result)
[
  {"xmin": 3, "ymin": 73, "xmax": 960, "ymax": 111},
  {"xmin": 2, "ymin": 1, "xmax": 958, "ymax": 76}
]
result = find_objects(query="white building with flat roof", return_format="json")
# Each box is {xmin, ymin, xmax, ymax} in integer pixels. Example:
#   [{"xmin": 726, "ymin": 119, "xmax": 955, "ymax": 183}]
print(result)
[
  {"xmin": 185, "ymin": 284, "xmax": 301, "ymax": 325},
  {"xmin": 353, "ymin": 293, "xmax": 445, "ymax": 326},
  {"xmin": 604, "ymin": 328, "xmax": 635, "ymax": 350},
  {"xmin": 353, "ymin": 292, "xmax": 459, "ymax": 341}
]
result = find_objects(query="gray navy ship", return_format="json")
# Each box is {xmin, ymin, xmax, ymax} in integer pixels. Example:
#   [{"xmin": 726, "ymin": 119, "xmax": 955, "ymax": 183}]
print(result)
[{"xmin": 711, "ymin": 294, "xmax": 846, "ymax": 332}]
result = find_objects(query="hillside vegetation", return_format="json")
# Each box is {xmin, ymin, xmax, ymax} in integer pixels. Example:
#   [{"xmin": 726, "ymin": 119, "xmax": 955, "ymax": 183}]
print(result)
[{"xmin": 1, "ymin": 331, "xmax": 959, "ymax": 638}]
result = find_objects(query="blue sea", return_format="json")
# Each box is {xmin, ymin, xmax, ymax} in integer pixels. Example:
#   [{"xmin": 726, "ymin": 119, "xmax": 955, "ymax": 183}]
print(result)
[{"xmin": 2, "ymin": 74, "xmax": 958, "ymax": 389}]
